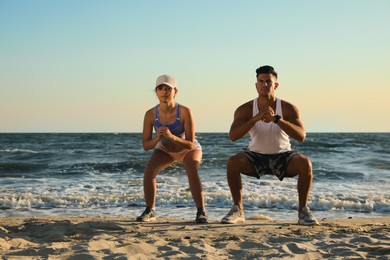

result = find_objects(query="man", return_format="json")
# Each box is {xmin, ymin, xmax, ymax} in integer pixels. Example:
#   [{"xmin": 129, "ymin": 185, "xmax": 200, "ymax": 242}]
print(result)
[{"xmin": 221, "ymin": 65, "xmax": 319, "ymax": 225}]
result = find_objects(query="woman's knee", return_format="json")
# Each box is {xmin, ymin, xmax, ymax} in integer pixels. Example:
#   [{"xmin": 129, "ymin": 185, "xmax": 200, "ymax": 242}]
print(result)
[
  {"xmin": 143, "ymin": 170, "xmax": 157, "ymax": 183},
  {"xmin": 183, "ymin": 150, "xmax": 202, "ymax": 165},
  {"xmin": 183, "ymin": 150, "xmax": 200, "ymax": 167},
  {"xmin": 144, "ymin": 162, "xmax": 160, "ymax": 175},
  {"xmin": 183, "ymin": 160, "xmax": 201, "ymax": 180}
]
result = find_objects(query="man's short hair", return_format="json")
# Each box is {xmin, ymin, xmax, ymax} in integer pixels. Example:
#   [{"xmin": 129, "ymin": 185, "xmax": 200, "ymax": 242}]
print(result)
[{"xmin": 256, "ymin": 65, "xmax": 277, "ymax": 79}]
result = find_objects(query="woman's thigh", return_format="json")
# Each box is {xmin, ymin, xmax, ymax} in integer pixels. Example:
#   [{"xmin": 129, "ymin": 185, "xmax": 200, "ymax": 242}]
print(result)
[{"xmin": 144, "ymin": 149, "xmax": 175, "ymax": 178}]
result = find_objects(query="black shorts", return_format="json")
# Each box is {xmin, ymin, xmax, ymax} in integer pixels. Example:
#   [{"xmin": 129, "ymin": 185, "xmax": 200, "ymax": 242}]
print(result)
[{"xmin": 241, "ymin": 150, "xmax": 299, "ymax": 181}]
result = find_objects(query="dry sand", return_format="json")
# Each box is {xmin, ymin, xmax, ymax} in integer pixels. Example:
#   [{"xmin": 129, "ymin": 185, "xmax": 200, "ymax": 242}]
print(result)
[{"xmin": 1, "ymin": 215, "xmax": 389, "ymax": 259}]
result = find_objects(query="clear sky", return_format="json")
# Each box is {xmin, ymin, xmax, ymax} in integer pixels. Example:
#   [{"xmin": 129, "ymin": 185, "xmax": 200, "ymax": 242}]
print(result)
[{"xmin": 1, "ymin": 0, "xmax": 389, "ymax": 133}]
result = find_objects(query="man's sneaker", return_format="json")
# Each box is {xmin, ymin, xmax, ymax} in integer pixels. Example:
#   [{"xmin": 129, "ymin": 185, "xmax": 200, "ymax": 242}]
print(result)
[
  {"xmin": 136, "ymin": 207, "xmax": 156, "ymax": 222},
  {"xmin": 195, "ymin": 208, "xmax": 208, "ymax": 224},
  {"xmin": 298, "ymin": 206, "xmax": 319, "ymax": 226},
  {"xmin": 221, "ymin": 205, "xmax": 245, "ymax": 224}
]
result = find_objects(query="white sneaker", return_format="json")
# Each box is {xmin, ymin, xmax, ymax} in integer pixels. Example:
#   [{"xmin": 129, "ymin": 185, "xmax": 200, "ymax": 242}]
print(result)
[
  {"xmin": 298, "ymin": 206, "xmax": 319, "ymax": 226},
  {"xmin": 221, "ymin": 205, "xmax": 245, "ymax": 224}
]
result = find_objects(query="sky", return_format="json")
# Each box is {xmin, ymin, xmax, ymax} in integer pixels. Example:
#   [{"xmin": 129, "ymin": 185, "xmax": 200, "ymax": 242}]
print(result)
[{"xmin": 1, "ymin": 0, "xmax": 389, "ymax": 133}]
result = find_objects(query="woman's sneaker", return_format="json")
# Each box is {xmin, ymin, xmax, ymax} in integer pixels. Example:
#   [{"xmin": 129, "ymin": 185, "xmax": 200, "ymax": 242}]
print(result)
[
  {"xmin": 195, "ymin": 208, "xmax": 208, "ymax": 224},
  {"xmin": 298, "ymin": 206, "xmax": 319, "ymax": 226},
  {"xmin": 136, "ymin": 207, "xmax": 156, "ymax": 222},
  {"xmin": 221, "ymin": 205, "xmax": 245, "ymax": 224}
]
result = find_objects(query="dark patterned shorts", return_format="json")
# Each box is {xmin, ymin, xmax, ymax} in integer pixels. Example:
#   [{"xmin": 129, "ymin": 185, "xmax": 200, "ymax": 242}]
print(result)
[{"xmin": 241, "ymin": 150, "xmax": 299, "ymax": 181}]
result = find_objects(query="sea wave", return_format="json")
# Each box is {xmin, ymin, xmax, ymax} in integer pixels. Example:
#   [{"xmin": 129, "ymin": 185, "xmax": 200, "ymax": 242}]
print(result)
[
  {"xmin": 0, "ymin": 149, "xmax": 38, "ymax": 154},
  {"xmin": 1, "ymin": 191, "xmax": 389, "ymax": 214},
  {"xmin": 0, "ymin": 162, "xmax": 48, "ymax": 174}
]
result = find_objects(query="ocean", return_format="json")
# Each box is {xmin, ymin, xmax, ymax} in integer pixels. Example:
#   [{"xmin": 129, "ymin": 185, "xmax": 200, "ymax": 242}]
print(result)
[{"xmin": 0, "ymin": 133, "xmax": 389, "ymax": 221}]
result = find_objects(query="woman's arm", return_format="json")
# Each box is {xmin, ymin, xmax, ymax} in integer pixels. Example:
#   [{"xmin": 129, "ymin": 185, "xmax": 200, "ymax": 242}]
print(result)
[{"xmin": 142, "ymin": 109, "xmax": 162, "ymax": 151}]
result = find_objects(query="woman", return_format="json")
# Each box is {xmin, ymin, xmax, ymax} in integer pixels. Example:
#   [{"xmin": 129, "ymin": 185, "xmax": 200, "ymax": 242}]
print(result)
[{"xmin": 137, "ymin": 74, "xmax": 207, "ymax": 223}]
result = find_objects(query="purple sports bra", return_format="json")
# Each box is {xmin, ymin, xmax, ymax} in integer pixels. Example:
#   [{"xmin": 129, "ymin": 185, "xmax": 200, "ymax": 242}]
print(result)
[{"xmin": 154, "ymin": 103, "xmax": 185, "ymax": 137}]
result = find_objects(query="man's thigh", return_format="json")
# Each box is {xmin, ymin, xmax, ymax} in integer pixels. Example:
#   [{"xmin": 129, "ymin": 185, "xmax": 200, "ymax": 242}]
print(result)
[{"xmin": 230, "ymin": 152, "xmax": 257, "ymax": 177}]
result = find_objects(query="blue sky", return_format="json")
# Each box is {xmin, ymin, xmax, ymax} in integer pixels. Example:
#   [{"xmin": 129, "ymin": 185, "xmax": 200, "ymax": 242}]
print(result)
[{"xmin": 1, "ymin": 0, "xmax": 389, "ymax": 132}]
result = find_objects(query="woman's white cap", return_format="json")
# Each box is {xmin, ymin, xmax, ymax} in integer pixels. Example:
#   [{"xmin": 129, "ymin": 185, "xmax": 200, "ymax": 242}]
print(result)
[{"xmin": 155, "ymin": 74, "xmax": 177, "ymax": 89}]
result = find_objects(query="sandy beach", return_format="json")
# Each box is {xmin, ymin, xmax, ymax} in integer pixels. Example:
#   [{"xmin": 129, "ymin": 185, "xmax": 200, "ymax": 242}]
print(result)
[{"xmin": 0, "ymin": 216, "xmax": 389, "ymax": 259}]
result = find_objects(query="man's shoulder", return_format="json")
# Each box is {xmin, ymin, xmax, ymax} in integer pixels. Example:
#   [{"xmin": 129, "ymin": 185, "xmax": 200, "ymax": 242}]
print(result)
[
  {"xmin": 280, "ymin": 99, "xmax": 301, "ymax": 118},
  {"xmin": 234, "ymin": 100, "xmax": 254, "ymax": 118},
  {"xmin": 280, "ymin": 99, "xmax": 298, "ymax": 110},
  {"xmin": 237, "ymin": 99, "xmax": 254, "ymax": 110}
]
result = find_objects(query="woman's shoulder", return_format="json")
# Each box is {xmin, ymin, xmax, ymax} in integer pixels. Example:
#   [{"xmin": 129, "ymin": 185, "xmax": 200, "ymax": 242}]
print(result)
[
  {"xmin": 144, "ymin": 105, "xmax": 157, "ymax": 119},
  {"xmin": 145, "ymin": 105, "xmax": 157, "ymax": 113},
  {"xmin": 178, "ymin": 103, "xmax": 190, "ymax": 111},
  {"xmin": 177, "ymin": 104, "xmax": 193, "ymax": 119}
]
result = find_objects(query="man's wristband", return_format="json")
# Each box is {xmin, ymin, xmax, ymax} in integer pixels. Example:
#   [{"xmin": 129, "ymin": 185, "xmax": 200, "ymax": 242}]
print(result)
[{"xmin": 273, "ymin": 115, "xmax": 281, "ymax": 124}]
